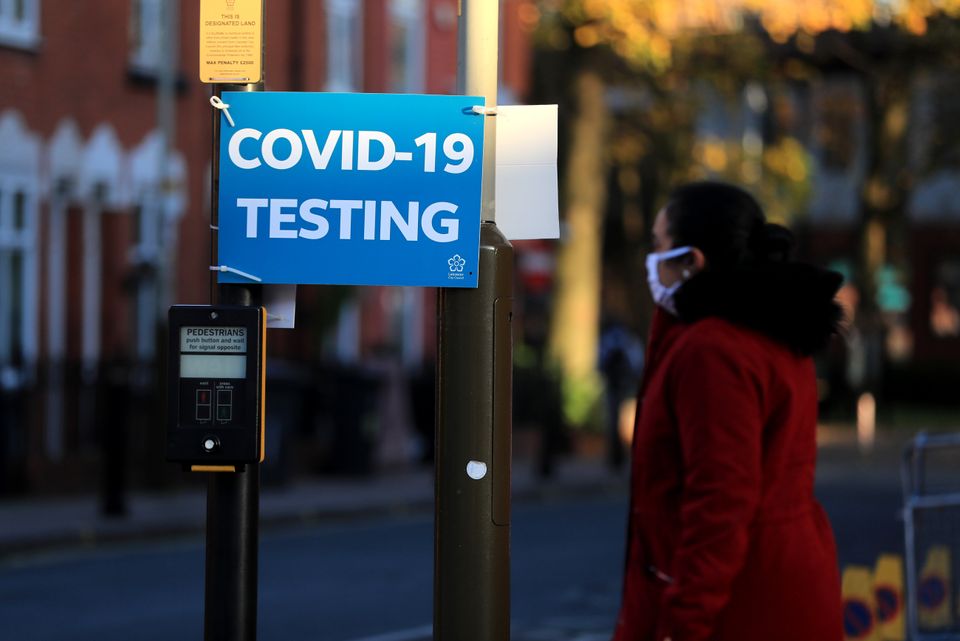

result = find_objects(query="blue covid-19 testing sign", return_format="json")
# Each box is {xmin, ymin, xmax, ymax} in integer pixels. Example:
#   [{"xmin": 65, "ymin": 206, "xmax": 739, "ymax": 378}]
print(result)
[{"xmin": 217, "ymin": 92, "xmax": 485, "ymax": 288}]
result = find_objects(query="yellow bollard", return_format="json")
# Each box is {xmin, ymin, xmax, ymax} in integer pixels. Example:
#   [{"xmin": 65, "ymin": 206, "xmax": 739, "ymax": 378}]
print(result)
[
  {"xmin": 843, "ymin": 566, "xmax": 881, "ymax": 641},
  {"xmin": 917, "ymin": 546, "xmax": 953, "ymax": 630},
  {"xmin": 873, "ymin": 554, "xmax": 905, "ymax": 641}
]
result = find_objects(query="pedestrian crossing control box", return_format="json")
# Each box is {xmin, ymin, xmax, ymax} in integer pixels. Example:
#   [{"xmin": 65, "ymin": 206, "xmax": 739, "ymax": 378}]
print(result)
[{"xmin": 166, "ymin": 305, "xmax": 266, "ymax": 470}]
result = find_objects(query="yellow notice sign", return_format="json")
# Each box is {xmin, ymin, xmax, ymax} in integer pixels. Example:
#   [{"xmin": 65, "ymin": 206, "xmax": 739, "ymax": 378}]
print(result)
[
  {"xmin": 917, "ymin": 545, "xmax": 953, "ymax": 630},
  {"xmin": 874, "ymin": 554, "xmax": 905, "ymax": 641},
  {"xmin": 842, "ymin": 566, "xmax": 881, "ymax": 641},
  {"xmin": 199, "ymin": 0, "xmax": 263, "ymax": 84}
]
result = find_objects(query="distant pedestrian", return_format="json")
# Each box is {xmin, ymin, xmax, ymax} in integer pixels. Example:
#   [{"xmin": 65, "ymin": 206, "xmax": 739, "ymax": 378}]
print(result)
[
  {"xmin": 613, "ymin": 182, "xmax": 844, "ymax": 641},
  {"xmin": 598, "ymin": 321, "xmax": 644, "ymax": 471}
]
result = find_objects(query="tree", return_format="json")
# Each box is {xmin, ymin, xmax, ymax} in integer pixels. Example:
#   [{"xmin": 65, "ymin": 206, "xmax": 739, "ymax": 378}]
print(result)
[{"xmin": 532, "ymin": 0, "xmax": 960, "ymax": 426}]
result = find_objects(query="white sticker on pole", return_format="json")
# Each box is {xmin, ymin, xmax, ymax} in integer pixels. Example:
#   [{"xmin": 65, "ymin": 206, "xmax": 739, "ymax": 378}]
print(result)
[
  {"xmin": 466, "ymin": 460, "xmax": 487, "ymax": 480},
  {"xmin": 495, "ymin": 105, "xmax": 559, "ymax": 241}
]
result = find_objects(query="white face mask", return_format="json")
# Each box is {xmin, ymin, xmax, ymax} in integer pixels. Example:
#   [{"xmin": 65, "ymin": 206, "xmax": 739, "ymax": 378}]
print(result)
[{"xmin": 645, "ymin": 246, "xmax": 693, "ymax": 315}]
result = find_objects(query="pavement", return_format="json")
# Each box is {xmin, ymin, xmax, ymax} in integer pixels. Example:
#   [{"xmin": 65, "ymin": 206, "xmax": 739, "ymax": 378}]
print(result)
[{"xmin": 0, "ymin": 424, "xmax": 935, "ymax": 561}]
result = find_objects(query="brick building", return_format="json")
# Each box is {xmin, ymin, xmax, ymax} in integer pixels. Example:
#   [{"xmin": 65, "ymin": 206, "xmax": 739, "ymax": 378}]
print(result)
[{"xmin": 0, "ymin": 0, "xmax": 533, "ymax": 494}]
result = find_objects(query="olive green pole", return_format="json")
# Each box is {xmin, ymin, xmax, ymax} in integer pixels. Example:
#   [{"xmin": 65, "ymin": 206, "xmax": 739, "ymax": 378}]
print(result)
[{"xmin": 434, "ymin": 1, "xmax": 514, "ymax": 640}]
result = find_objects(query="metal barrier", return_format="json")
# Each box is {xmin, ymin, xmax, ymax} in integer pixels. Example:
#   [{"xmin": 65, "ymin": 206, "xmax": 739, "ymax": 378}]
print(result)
[{"xmin": 903, "ymin": 432, "xmax": 960, "ymax": 641}]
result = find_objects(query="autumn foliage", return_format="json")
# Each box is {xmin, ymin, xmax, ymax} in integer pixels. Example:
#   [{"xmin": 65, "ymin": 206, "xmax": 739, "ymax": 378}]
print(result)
[
  {"xmin": 529, "ymin": 0, "xmax": 960, "ymax": 428},
  {"xmin": 537, "ymin": 0, "xmax": 960, "ymax": 67}
]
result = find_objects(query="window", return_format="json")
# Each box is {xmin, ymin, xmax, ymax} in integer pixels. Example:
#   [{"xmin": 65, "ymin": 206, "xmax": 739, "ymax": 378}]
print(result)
[
  {"xmin": 808, "ymin": 78, "xmax": 867, "ymax": 224},
  {"xmin": 813, "ymin": 82, "xmax": 863, "ymax": 171},
  {"xmin": 912, "ymin": 73, "xmax": 960, "ymax": 174},
  {"xmin": 0, "ymin": 0, "xmax": 40, "ymax": 48},
  {"xmin": 0, "ymin": 111, "xmax": 40, "ymax": 380},
  {"xmin": 129, "ymin": 200, "xmax": 161, "ymax": 362},
  {"xmin": 389, "ymin": 0, "xmax": 424, "ymax": 93},
  {"xmin": 130, "ymin": 0, "xmax": 163, "ymax": 72},
  {"xmin": 0, "ymin": 187, "xmax": 35, "ymax": 368},
  {"xmin": 326, "ymin": 0, "xmax": 363, "ymax": 92}
]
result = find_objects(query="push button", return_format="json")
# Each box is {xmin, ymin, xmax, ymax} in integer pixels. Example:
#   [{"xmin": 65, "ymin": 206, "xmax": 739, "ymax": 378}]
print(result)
[{"xmin": 202, "ymin": 436, "xmax": 220, "ymax": 453}]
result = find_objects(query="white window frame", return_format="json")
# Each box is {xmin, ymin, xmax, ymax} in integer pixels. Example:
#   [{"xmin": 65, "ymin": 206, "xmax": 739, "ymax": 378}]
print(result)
[
  {"xmin": 0, "ymin": 178, "xmax": 39, "ymax": 376},
  {"xmin": 129, "ymin": 196, "xmax": 162, "ymax": 362},
  {"xmin": 325, "ymin": 0, "xmax": 363, "ymax": 92},
  {"xmin": 130, "ymin": 0, "xmax": 163, "ymax": 72},
  {"xmin": 334, "ymin": 296, "xmax": 361, "ymax": 363},
  {"xmin": 389, "ymin": 0, "xmax": 424, "ymax": 93},
  {"xmin": 0, "ymin": 0, "xmax": 40, "ymax": 49}
]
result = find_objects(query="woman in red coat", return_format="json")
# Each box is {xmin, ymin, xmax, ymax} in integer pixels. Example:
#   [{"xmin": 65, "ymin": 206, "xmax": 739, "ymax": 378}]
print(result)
[{"xmin": 612, "ymin": 182, "xmax": 844, "ymax": 641}]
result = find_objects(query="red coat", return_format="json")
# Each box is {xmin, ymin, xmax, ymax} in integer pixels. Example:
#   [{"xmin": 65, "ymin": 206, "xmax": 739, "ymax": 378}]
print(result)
[{"xmin": 613, "ymin": 310, "xmax": 842, "ymax": 641}]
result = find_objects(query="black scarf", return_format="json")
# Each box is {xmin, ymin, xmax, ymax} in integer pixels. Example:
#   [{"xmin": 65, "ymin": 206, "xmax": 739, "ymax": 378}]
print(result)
[{"xmin": 673, "ymin": 262, "xmax": 845, "ymax": 356}]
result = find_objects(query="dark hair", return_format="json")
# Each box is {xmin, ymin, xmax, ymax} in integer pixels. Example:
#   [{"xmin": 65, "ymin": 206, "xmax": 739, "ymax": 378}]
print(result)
[
  {"xmin": 664, "ymin": 181, "xmax": 845, "ymax": 355},
  {"xmin": 663, "ymin": 181, "xmax": 794, "ymax": 269}
]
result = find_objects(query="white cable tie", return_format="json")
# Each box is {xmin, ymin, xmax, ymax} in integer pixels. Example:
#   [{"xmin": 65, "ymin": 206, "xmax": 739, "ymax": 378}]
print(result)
[
  {"xmin": 209, "ymin": 265, "xmax": 262, "ymax": 282},
  {"xmin": 471, "ymin": 105, "xmax": 498, "ymax": 116},
  {"xmin": 209, "ymin": 224, "xmax": 219, "ymax": 231},
  {"xmin": 209, "ymin": 96, "xmax": 235, "ymax": 127}
]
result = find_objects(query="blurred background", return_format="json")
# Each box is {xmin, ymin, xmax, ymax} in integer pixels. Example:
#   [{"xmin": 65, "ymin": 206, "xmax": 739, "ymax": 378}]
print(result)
[
  {"xmin": 2, "ymin": 0, "xmax": 958, "ymax": 496},
  {"xmin": 1, "ymin": 2, "xmax": 959, "ymax": 638}
]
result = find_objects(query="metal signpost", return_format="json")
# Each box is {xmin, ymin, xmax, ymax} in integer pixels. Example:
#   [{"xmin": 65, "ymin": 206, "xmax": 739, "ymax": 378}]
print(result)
[
  {"xmin": 205, "ymin": 82, "xmax": 264, "ymax": 641},
  {"xmin": 199, "ymin": 2, "xmax": 264, "ymax": 640},
  {"xmin": 435, "ymin": 2, "xmax": 514, "ymax": 640}
]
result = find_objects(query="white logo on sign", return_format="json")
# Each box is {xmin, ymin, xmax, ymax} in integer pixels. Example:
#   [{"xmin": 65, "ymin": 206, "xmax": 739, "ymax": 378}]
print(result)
[
  {"xmin": 447, "ymin": 254, "xmax": 466, "ymax": 281},
  {"xmin": 448, "ymin": 254, "xmax": 466, "ymax": 273}
]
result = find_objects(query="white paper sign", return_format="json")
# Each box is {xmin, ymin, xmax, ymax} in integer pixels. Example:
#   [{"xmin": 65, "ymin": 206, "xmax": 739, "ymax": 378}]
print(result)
[
  {"xmin": 495, "ymin": 105, "xmax": 559, "ymax": 240},
  {"xmin": 264, "ymin": 285, "xmax": 297, "ymax": 329}
]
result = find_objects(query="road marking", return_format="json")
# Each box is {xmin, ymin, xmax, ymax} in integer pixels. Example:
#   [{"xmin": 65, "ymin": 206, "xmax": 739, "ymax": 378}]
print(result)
[{"xmin": 341, "ymin": 624, "xmax": 432, "ymax": 641}]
